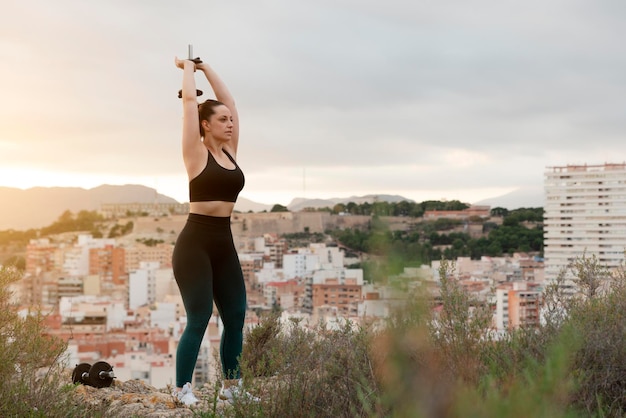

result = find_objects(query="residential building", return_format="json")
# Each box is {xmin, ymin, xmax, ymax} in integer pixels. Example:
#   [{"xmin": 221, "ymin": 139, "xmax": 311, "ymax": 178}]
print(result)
[
  {"xmin": 264, "ymin": 279, "xmax": 306, "ymax": 310},
  {"xmin": 58, "ymin": 276, "xmax": 84, "ymax": 298},
  {"xmin": 128, "ymin": 261, "xmax": 161, "ymax": 309},
  {"xmin": 25, "ymin": 238, "xmax": 58, "ymax": 276},
  {"xmin": 283, "ymin": 243, "xmax": 344, "ymax": 279},
  {"xmin": 358, "ymin": 284, "xmax": 409, "ymax": 320},
  {"xmin": 508, "ymin": 284, "xmax": 541, "ymax": 329},
  {"xmin": 125, "ymin": 243, "xmax": 174, "ymax": 271},
  {"xmin": 307, "ymin": 268, "xmax": 363, "ymax": 317},
  {"xmin": 263, "ymin": 234, "xmax": 288, "ymax": 268},
  {"xmin": 283, "ymin": 252, "xmax": 319, "ymax": 279},
  {"xmin": 63, "ymin": 235, "xmax": 117, "ymax": 277},
  {"xmin": 544, "ymin": 163, "xmax": 626, "ymax": 289},
  {"xmin": 89, "ymin": 244, "xmax": 126, "ymax": 285}
]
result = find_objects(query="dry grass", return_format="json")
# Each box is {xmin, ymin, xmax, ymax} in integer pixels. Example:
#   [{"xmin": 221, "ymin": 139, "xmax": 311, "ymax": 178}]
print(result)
[
  {"xmin": 0, "ymin": 266, "xmax": 106, "ymax": 417},
  {"xmin": 4, "ymin": 253, "xmax": 626, "ymax": 417}
]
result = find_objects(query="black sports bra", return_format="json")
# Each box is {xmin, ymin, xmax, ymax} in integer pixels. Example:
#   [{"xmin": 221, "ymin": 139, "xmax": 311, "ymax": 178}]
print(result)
[{"xmin": 189, "ymin": 149, "xmax": 245, "ymax": 203}]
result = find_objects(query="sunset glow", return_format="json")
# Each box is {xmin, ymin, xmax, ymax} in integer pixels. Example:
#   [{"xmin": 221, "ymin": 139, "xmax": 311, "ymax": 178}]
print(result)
[{"xmin": 1, "ymin": 1, "xmax": 625, "ymax": 209}]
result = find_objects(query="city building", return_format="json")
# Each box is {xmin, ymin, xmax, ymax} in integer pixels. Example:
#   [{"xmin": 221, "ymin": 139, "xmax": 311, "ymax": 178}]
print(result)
[
  {"xmin": 306, "ymin": 268, "xmax": 363, "ymax": 317},
  {"xmin": 508, "ymin": 284, "xmax": 541, "ymax": 329},
  {"xmin": 262, "ymin": 234, "xmax": 288, "ymax": 268},
  {"xmin": 129, "ymin": 267, "xmax": 153, "ymax": 309},
  {"xmin": 264, "ymin": 279, "xmax": 306, "ymax": 310},
  {"xmin": 63, "ymin": 235, "xmax": 117, "ymax": 277},
  {"xmin": 544, "ymin": 163, "xmax": 626, "ymax": 289},
  {"xmin": 89, "ymin": 244, "xmax": 126, "ymax": 285},
  {"xmin": 125, "ymin": 243, "xmax": 174, "ymax": 272},
  {"xmin": 25, "ymin": 238, "xmax": 58, "ymax": 276},
  {"xmin": 283, "ymin": 243, "xmax": 345, "ymax": 279}
]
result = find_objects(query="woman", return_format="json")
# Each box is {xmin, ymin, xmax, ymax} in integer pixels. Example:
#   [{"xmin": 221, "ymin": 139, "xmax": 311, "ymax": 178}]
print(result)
[{"xmin": 171, "ymin": 54, "xmax": 255, "ymax": 405}]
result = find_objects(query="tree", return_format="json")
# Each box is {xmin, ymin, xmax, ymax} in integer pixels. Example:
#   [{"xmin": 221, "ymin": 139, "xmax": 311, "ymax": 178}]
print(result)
[
  {"xmin": 332, "ymin": 203, "xmax": 346, "ymax": 214},
  {"xmin": 491, "ymin": 207, "xmax": 509, "ymax": 217},
  {"xmin": 372, "ymin": 201, "xmax": 392, "ymax": 216},
  {"xmin": 271, "ymin": 204, "xmax": 289, "ymax": 212},
  {"xmin": 40, "ymin": 210, "xmax": 105, "ymax": 236},
  {"xmin": 346, "ymin": 202, "xmax": 358, "ymax": 214}
]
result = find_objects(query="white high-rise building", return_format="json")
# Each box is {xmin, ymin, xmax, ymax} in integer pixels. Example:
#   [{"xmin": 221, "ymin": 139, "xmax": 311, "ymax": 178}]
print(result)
[{"xmin": 544, "ymin": 163, "xmax": 626, "ymax": 288}]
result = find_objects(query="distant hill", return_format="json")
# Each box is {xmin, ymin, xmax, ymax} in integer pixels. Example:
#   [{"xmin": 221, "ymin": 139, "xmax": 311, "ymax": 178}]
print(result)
[
  {"xmin": 287, "ymin": 194, "xmax": 414, "ymax": 212},
  {"xmin": 0, "ymin": 186, "xmax": 412, "ymax": 230},
  {"xmin": 235, "ymin": 197, "xmax": 272, "ymax": 213},
  {"xmin": 0, "ymin": 185, "xmax": 178, "ymax": 230},
  {"xmin": 474, "ymin": 186, "xmax": 544, "ymax": 210},
  {"xmin": 3, "ymin": 185, "xmax": 501, "ymax": 231}
]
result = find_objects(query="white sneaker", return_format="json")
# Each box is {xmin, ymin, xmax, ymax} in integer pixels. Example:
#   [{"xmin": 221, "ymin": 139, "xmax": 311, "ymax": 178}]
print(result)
[
  {"xmin": 219, "ymin": 379, "xmax": 260, "ymax": 403},
  {"xmin": 172, "ymin": 382, "xmax": 199, "ymax": 406}
]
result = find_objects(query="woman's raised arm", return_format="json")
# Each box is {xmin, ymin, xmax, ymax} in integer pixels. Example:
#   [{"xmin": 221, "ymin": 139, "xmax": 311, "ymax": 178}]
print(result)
[
  {"xmin": 197, "ymin": 62, "xmax": 240, "ymax": 156},
  {"xmin": 175, "ymin": 57, "xmax": 205, "ymax": 178}
]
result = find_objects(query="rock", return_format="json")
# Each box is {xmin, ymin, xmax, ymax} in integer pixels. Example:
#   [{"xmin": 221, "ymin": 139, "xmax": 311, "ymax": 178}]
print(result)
[{"xmin": 70, "ymin": 378, "xmax": 230, "ymax": 418}]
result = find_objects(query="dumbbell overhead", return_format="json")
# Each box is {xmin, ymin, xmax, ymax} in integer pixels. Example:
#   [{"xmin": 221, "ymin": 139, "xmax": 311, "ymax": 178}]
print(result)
[
  {"xmin": 178, "ymin": 44, "xmax": 204, "ymax": 99},
  {"xmin": 72, "ymin": 361, "xmax": 116, "ymax": 388}
]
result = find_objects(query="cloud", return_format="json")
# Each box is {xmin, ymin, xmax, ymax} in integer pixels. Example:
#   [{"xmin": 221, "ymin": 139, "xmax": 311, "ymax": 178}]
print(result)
[{"xmin": 1, "ymin": 0, "xmax": 626, "ymax": 206}]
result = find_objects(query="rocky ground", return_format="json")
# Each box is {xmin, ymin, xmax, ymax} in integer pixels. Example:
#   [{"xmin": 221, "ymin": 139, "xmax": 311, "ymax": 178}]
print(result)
[{"xmin": 70, "ymin": 378, "xmax": 233, "ymax": 417}]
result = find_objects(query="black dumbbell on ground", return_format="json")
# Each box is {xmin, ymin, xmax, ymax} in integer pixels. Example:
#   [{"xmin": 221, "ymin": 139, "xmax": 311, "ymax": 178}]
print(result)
[
  {"xmin": 177, "ymin": 44, "xmax": 204, "ymax": 98},
  {"xmin": 72, "ymin": 361, "xmax": 116, "ymax": 388}
]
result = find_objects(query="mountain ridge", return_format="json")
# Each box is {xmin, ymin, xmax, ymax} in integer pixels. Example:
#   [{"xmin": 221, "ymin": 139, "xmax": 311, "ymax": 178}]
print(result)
[
  {"xmin": 0, "ymin": 185, "xmax": 179, "ymax": 230},
  {"xmin": 0, "ymin": 186, "xmax": 416, "ymax": 230},
  {"xmin": 0, "ymin": 185, "xmax": 543, "ymax": 230},
  {"xmin": 286, "ymin": 194, "xmax": 414, "ymax": 211},
  {"xmin": 473, "ymin": 186, "xmax": 544, "ymax": 210}
]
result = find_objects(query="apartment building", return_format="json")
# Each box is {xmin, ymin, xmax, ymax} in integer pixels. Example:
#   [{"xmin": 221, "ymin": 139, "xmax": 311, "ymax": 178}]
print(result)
[
  {"xmin": 124, "ymin": 243, "xmax": 174, "ymax": 271},
  {"xmin": 239, "ymin": 254, "xmax": 264, "ymax": 285},
  {"xmin": 283, "ymin": 243, "xmax": 345, "ymax": 279},
  {"xmin": 25, "ymin": 238, "xmax": 61, "ymax": 276},
  {"xmin": 283, "ymin": 252, "xmax": 320, "ymax": 279},
  {"xmin": 128, "ymin": 261, "xmax": 163, "ymax": 309},
  {"xmin": 495, "ymin": 281, "xmax": 541, "ymax": 330},
  {"xmin": 61, "ymin": 235, "xmax": 117, "ymax": 277},
  {"xmin": 306, "ymin": 269, "xmax": 363, "ymax": 317},
  {"xmin": 264, "ymin": 279, "xmax": 306, "ymax": 310},
  {"xmin": 544, "ymin": 163, "xmax": 626, "ymax": 288},
  {"xmin": 263, "ymin": 234, "xmax": 288, "ymax": 268},
  {"xmin": 508, "ymin": 285, "xmax": 541, "ymax": 329},
  {"xmin": 89, "ymin": 244, "xmax": 126, "ymax": 285}
]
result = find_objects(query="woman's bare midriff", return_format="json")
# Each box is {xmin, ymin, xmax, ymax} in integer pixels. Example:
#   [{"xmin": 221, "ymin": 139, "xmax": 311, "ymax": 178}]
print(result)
[{"xmin": 189, "ymin": 201, "xmax": 235, "ymax": 217}]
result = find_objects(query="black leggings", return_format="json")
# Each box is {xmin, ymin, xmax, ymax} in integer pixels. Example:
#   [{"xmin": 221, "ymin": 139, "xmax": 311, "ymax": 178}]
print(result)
[{"xmin": 172, "ymin": 213, "xmax": 247, "ymax": 387}]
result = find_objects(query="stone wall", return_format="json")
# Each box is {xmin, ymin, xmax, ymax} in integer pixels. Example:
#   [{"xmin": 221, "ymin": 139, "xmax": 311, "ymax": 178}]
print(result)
[
  {"xmin": 125, "ymin": 213, "xmax": 427, "ymax": 243},
  {"xmin": 231, "ymin": 212, "xmax": 372, "ymax": 236}
]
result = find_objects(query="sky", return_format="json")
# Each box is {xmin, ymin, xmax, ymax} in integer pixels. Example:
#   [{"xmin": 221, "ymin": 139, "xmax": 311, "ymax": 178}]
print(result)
[{"xmin": 1, "ymin": 0, "xmax": 625, "ymax": 206}]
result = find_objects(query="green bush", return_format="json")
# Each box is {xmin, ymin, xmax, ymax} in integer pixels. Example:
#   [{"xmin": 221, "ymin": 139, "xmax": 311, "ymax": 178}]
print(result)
[
  {"xmin": 0, "ymin": 266, "xmax": 102, "ymax": 417},
  {"xmin": 565, "ymin": 257, "xmax": 626, "ymax": 416},
  {"xmin": 463, "ymin": 254, "xmax": 626, "ymax": 417},
  {"xmin": 239, "ymin": 315, "xmax": 380, "ymax": 418},
  {"xmin": 4, "ymin": 250, "xmax": 626, "ymax": 417},
  {"xmin": 234, "ymin": 254, "xmax": 626, "ymax": 417}
]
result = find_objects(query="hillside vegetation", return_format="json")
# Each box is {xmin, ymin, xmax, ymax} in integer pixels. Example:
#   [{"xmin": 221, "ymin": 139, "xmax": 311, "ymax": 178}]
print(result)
[
  {"xmin": 2, "ymin": 252, "xmax": 625, "ymax": 416},
  {"xmin": 0, "ymin": 203, "xmax": 543, "ymax": 272},
  {"xmin": 330, "ymin": 206, "xmax": 543, "ymax": 282}
]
